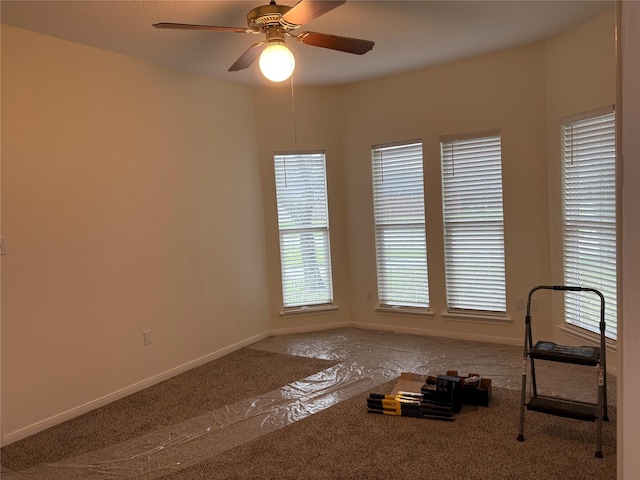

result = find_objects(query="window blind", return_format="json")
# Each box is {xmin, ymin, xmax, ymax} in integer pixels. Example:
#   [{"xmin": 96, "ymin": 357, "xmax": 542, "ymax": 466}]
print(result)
[
  {"xmin": 562, "ymin": 110, "xmax": 617, "ymax": 340},
  {"xmin": 440, "ymin": 133, "xmax": 506, "ymax": 313},
  {"xmin": 371, "ymin": 141, "xmax": 429, "ymax": 308},
  {"xmin": 274, "ymin": 152, "xmax": 333, "ymax": 308}
]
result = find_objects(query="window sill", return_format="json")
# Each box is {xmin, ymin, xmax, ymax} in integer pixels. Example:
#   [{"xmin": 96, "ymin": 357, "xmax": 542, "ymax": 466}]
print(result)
[
  {"xmin": 557, "ymin": 324, "xmax": 617, "ymax": 353},
  {"xmin": 374, "ymin": 305, "xmax": 434, "ymax": 318},
  {"xmin": 442, "ymin": 311, "xmax": 512, "ymax": 325},
  {"xmin": 280, "ymin": 303, "xmax": 339, "ymax": 318}
]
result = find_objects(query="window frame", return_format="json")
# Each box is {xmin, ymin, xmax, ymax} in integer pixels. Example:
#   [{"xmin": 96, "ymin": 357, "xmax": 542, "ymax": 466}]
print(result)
[
  {"xmin": 371, "ymin": 139, "xmax": 431, "ymax": 314},
  {"xmin": 273, "ymin": 151, "xmax": 335, "ymax": 314},
  {"xmin": 439, "ymin": 130, "xmax": 507, "ymax": 317},
  {"xmin": 560, "ymin": 106, "xmax": 617, "ymax": 340}
]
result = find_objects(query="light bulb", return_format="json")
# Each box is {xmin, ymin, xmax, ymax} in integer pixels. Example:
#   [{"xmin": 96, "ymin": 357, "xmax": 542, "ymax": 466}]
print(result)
[{"xmin": 259, "ymin": 42, "xmax": 295, "ymax": 82}]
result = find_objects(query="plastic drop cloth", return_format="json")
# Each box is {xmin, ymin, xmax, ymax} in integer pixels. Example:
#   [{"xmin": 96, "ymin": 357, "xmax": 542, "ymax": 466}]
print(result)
[
  {"xmin": 3, "ymin": 361, "xmax": 397, "ymax": 479},
  {"xmin": 3, "ymin": 327, "xmax": 615, "ymax": 479},
  {"xmin": 253, "ymin": 327, "xmax": 528, "ymax": 389}
]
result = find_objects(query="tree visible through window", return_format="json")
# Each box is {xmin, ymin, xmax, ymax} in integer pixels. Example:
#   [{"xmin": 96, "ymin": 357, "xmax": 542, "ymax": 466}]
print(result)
[{"xmin": 274, "ymin": 152, "xmax": 333, "ymax": 308}]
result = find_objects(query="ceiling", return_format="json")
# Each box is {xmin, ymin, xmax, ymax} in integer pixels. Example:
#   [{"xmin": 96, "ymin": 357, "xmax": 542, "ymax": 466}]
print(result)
[{"xmin": 0, "ymin": 0, "xmax": 613, "ymax": 87}]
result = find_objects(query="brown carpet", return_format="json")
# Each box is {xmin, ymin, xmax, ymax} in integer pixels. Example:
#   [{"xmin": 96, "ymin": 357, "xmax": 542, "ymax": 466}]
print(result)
[
  {"xmin": 0, "ymin": 349, "xmax": 337, "ymax": 472},
  {"xmin": 1, "ymin": 343, "xmax": 616, "ymax": 480},
  {"xmin": 157, "ymin": 381, "xmax": 616, "ymax": 480}
]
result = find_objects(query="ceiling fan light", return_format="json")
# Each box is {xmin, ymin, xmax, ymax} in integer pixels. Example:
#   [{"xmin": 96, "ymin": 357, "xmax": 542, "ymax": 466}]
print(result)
[{"xmin": 259, "ymin": 42, "xmax": 295, "ymax": 82}]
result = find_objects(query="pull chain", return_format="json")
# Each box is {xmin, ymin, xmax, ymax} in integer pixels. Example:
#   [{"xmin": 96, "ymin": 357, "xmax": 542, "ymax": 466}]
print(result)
[{"xmin": 289, "ymin": 70, "xmax": 297, "ymax": 145}]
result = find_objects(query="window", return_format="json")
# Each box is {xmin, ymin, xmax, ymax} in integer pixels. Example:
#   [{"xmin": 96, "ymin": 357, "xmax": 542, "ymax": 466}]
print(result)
[
  {"xmin": 440, "ymin": 132, "xmax": 506, "ymax": 313},
  {"xmin": 371, "ymin": 141, "xmax": 429, "ymax": 308},
  {"xmin": 561, "ymin": 109, "xmax": 617, "ymax": 340},
  {"xmin": 274, "ymin": 152, "xmax": 333, "ymax": 308}
]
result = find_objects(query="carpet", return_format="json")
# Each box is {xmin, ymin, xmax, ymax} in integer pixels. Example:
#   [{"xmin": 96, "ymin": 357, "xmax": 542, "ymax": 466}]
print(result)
[
  {"xmin": 159, "ymin": 381, "xmax": 616, "ymax": 480},
  {"xmin": 0, "ymin": 349, "xmax": 337, "ymax": 474},
  {"xmin": 1, "ymin": 339, "xmax": 616, "ymax": 480}
]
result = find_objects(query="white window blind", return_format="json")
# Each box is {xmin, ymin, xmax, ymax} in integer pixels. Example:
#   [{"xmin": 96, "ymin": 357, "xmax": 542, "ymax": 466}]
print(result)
[
  {"xmin": 371, "ymin": 141, "xmax": 429, "ymax": 308},
  {"xmin": 440, "ymin": 133, "xmax": 506, "ymax": 313},
  {"xmin": 274, "ymin": 152, "xmax": 333, "ymax": 308},
  {"xmin": 562, "ymin": 110, "xmax": 617, "ymax": 340}
]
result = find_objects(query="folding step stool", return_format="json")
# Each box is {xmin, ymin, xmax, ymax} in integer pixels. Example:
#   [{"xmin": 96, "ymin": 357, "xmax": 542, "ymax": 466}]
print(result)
[{"xmin": 517, "ymin": 285, "xmax": 609, "ymax": 458}]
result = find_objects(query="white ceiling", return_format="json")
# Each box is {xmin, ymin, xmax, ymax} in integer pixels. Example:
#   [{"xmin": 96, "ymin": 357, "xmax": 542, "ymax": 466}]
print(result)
[{"xmin": 1, "ymin": 0, "xmax": 613, "ymax": 87}]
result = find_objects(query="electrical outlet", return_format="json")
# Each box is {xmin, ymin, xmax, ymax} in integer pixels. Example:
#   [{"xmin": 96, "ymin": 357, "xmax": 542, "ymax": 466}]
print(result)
[{"xmin": 143, "ymin": 330, "xmax": 152, "ymax": 345}]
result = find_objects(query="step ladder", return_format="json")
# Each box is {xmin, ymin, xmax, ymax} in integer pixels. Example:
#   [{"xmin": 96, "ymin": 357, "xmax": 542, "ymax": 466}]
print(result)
[{"xmin": 516, "ymin": 285, "xmax": 609, "ymax": 458}]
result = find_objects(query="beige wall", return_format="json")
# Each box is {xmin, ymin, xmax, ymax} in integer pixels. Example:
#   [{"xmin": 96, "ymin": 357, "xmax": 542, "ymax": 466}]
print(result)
[
  {"xmin": 0, "ymin": 7, "xmax": 618, "ymax": 449},
  {"xmin": 338, "ymin": 43, "xmax": 551, "ymax": 344},
  {"xmin": 251, "ymin": 9, "xmax": 614, "ymax": 348},
  {"xmin": 545, "ymin": 8, "xmax": 616, "ymax": 361},
  {"xmin": 252, "ymin": 85, "xmax": 352, "ymax": 333},
  {"xmin": 620, "ymin": 2, "xmax": 640, "ymax": 477},
  {"xmin": 1, "ymin": 25, "xmax": 271, "ymax": 442}
]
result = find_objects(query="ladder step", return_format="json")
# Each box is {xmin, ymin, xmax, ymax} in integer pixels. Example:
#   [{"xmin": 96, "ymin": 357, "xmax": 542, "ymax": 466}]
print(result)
[
  {"xmin": 530, "ymin": 341, "xmax": 600, "ymax": 366},
  {"xmin": 527, "ymin": 397, "xmax": 597, "ymax": 421}
]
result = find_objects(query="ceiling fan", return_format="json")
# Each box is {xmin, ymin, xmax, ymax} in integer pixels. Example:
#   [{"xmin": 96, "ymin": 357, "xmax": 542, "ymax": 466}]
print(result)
[{"xmin": 153, "ymin": 0, "xmax": 375, "ymax": 82}]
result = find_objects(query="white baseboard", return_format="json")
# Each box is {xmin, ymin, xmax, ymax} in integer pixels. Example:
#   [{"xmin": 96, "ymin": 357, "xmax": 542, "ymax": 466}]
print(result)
[
  {"xmin": 268, "ymin": 321, "xmax": 352, "ymax": 337},
  {"xmin": 0, "ymin": 323, "xmax": 522, "ymax": 446},
  {"xmin": 352, "ymin": 322, "xmax": 522, "ymax": 346},
  {"xmin": 1, "ymin": 330, "xmax": 270, "ymax": 447},
  {"xmin": 269, "ymin": 321, "xmax": 522, "ymax": 346}
]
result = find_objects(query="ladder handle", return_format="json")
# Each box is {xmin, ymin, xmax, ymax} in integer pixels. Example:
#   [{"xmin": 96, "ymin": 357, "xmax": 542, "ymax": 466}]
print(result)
[
  {"xmin": 529, "ymin": 284, "xmax": 603, "ymax": 294},
  {"xmin": 526, "ymin": 285, "xmax": 605, "ymax": 331},
  {"xmin": 552, "ymin": 285, "xmax": 583, "ymax": 291}
]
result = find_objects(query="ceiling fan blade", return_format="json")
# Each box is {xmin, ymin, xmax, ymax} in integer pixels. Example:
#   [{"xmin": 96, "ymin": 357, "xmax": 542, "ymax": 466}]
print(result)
[
  {"xmin": 228, "ymin": 42, "xmax": 267, "ymax": 72},
  {"xmin": 282, "ymin": 0, "xmax": 346, "ymax": 26},
  {"xmin": 296, "ymin": 32, "xmax": 374, "ymax": 55},
  {"xmin": 153, "ymin": 23, "xmax": 251, "ymax": 34}
]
